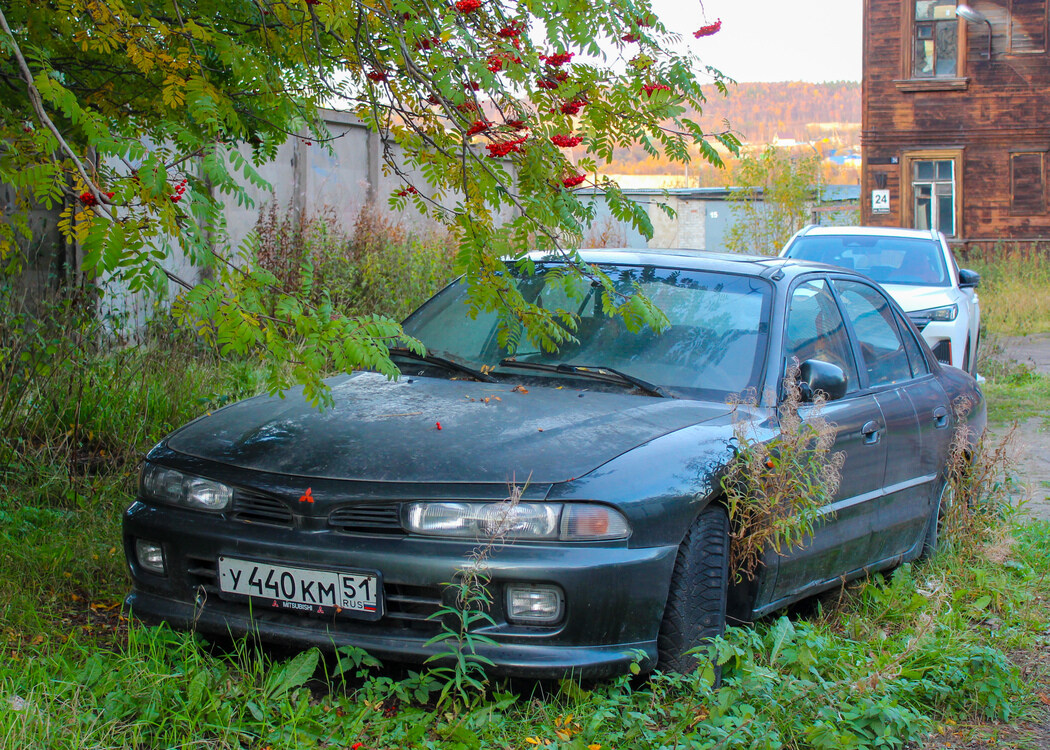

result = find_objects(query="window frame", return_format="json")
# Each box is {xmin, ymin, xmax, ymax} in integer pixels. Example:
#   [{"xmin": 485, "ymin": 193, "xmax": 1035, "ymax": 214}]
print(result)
[
  {"xmin": 1009, "ymin": 150, "xmax": 1046, "ymax": 215},
  {"xmin": 902, "ymin": 149, "xmax": 963, "ymax": 238},
  {"xmin": 781, "ymin": 275, "xmax": 862, "ymax": 396},
  {"xmin": 1009, "ymin": 0, "xmax": 1048, "ymax": 54},
  {"xmin": 901, "ymin": 0, "xmax": 969, "ymax": 86}
]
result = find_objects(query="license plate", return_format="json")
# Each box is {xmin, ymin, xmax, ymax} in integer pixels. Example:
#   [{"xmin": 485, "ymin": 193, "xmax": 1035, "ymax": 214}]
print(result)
[{"xmin": 217, "ymin": 556, "xmax": 382, "ymax": 620}]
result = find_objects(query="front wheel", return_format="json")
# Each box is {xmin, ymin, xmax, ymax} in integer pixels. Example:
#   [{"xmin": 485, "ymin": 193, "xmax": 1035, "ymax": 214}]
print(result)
[{"xmin": 657, "ymin": 504, "xmax": 729, "ymax": 674}]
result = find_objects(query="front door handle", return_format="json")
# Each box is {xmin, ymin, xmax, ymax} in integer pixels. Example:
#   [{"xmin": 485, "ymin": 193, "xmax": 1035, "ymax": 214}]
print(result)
[
  {"xmin": 933, "ymin": 406, "xmax": 949, "ymax": 429},
  {"xmin": 861, "ymin": 420, "xmax": 881, "ymax": 445}
]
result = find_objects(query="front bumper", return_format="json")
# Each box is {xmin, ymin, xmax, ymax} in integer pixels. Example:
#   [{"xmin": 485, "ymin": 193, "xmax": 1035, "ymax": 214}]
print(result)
[{"xmin": 123, "ymin": 501, "xmax": 678, "ymax": 678}]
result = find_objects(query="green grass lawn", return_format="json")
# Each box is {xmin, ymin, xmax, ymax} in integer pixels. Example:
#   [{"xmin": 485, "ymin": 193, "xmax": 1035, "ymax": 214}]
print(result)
[{"xmin": 2, "ymin": 305, "xmax": 1049, "ymax": 749}]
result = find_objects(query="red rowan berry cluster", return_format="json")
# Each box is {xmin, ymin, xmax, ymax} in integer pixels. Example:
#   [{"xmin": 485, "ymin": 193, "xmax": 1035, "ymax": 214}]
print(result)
[
  {"xmin": 694, "ymin": 19, "xmax": 722, "ymax": 38},
  {"xmin": 170, "ymin": 179, "xmax": 188, "ymax": 203},
  {"xmin": 550, "ymin": 134, "xmax": 582, "ymax": 148},
  {"xmin": 641, "ymin": 83, "xmax": 671, "ymax": 97},
  {"xmin": 541, "ymin": 52, "xmax": 573, "ymax": 67},
  {"xmin": 486, "ymin": 136, "xmax": 527, "ymax": 158}
]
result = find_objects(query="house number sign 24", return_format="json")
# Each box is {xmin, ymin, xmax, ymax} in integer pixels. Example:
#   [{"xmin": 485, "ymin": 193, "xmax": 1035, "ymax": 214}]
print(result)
[{"xmin": 871, "ymin": 189, "xmax": 890, "ymax": 214}]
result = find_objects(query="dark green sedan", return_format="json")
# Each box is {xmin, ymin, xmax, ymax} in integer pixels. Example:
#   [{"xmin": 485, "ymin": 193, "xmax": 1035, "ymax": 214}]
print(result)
[{"xmin": 123, "ymin": 249, "xmax": 984, "ymax": 677}]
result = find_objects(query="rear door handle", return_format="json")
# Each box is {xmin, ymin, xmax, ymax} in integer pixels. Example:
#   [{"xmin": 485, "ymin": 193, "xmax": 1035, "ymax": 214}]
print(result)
[
  {"xmin": 861, "ymin": 420, "xmax": 881, "ymax": 445},
  {"xmin": 933, "ymin": 406, "xmax": 949, "ymax": 429}
]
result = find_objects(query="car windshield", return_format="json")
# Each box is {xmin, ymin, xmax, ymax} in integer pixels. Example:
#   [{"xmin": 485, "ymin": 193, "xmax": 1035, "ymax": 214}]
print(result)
[
  {"xmin": 786, "ymin": 235, "xmax": 950, "ymax": 287},
  {"xmin": 401, "ymin": 263, "xmax": 773, "ymax": 398}
]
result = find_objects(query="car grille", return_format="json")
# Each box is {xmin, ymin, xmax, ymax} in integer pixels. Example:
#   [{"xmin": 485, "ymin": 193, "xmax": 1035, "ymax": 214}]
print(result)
[
  {"xmin": 232, "ymin": 491, "xmax": 294, "ymax": 527},
  {"xmin": 328, "ymin": 504, "xmax": 404, "ymax": 535},
  {"xmin": 183, "ymin": 556, "xmax": 441, "ymax": 633}
]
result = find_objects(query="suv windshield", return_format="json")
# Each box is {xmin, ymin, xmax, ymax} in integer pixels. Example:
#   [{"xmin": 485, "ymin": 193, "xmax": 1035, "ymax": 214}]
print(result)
[
  {"xmin": 402, "ymin": 263, "xmax": 772, "ymax": 398},
  {"xmin": 786, "ymin": 235, "xmax": 950, "ymax": 287}
]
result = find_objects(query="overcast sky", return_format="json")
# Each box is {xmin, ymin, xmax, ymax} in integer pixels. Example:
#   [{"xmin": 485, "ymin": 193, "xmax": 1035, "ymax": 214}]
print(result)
[{"xmin": 654, "ymin": 0, "xmax": 863, "ymax": 83}]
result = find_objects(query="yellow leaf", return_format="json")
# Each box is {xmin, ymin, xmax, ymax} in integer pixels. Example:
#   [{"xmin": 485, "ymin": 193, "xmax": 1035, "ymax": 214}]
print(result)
[
  {"xmin": 525, "ymin": 738, "xmax": 541, "ymax": 746},
  {"xmin": 588, "ymin": 745, "xmax": 602, "ymax": 750}
]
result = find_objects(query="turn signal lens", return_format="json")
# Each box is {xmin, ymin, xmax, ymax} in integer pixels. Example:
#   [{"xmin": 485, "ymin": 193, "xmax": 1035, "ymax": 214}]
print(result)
[{"xmin": 560, "ymin": 505, "xmax": 631, "ymax": 540}]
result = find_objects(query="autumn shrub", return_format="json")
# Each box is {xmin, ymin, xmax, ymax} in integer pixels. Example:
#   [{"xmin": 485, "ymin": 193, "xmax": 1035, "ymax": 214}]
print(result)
[
  {"xmin": 254, "ymin": 201, "xmax": 457, "ymax": 322},
  {"xmin": 940, "ymin": 400, "xmax": 1022, "ymax": 547},
  {"xmin": 721, "ymin": 372, "xmax": 845, "ymax": 578}
]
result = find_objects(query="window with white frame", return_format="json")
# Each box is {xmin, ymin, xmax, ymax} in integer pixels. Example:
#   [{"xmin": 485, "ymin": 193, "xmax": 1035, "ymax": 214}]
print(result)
[{"xmin": 912, "ymin": 159, "xmax": 956, "ymax": 235}]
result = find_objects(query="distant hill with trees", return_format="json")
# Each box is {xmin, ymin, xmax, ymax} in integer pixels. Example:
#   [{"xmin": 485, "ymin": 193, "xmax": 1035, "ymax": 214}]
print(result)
[
  {"xmin": 699, "ymin": 81, "xmax": 860, "ymax": 145},
  {"xmin": 602, "ymin": 81, "xmax": 861, "ymax": 184}
]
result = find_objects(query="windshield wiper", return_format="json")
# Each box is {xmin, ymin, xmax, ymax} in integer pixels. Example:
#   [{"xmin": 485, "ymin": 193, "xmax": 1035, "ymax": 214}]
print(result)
[
  {"xmin": 390, "ymin": 348, "xmax": 496, "ymax": 383},
  {"xmin": 497, "ymin": 359, "xmax": 668, "ymax": 398}
]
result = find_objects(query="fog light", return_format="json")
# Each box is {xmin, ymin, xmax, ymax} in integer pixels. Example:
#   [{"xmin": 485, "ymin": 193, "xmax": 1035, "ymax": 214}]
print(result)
[
  {"xmin": 506, "ymin": 584, "xmax": 564, "ymax": 625},
  {"xmin": 135, "ymin": 539, "xmax": 166, "ymax": 575}
]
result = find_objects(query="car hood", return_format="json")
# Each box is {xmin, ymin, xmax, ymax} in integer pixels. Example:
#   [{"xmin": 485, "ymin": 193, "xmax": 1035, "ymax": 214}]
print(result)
[
  {"xmin": 880, "ymin": 284, "xmax": 960, "ymax": 312},
  {"xmin": 166, "ymin": 372, "xmax": 733, "ymax": 484}
]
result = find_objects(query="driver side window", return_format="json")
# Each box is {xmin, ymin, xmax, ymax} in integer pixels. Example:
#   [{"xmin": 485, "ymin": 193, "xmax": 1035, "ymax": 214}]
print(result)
[{"xmin": 785, "ymin": 279, "xmax": 859, "ymax": 393}]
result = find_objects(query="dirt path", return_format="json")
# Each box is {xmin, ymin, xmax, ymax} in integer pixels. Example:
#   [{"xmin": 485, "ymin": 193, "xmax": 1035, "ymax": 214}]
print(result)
[{"xmin": 990, "ymin": 334, "xmax": 1050, "ymax": 521}]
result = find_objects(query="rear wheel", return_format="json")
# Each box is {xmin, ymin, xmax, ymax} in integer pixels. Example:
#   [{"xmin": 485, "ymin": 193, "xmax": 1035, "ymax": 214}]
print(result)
[
  {"xmin": 657, "ymin": 505, "xmax": 729, "ymax": 674},
  {"xmin": 919, "ymin": 480, "xmax": 953, "ymax": 560}
]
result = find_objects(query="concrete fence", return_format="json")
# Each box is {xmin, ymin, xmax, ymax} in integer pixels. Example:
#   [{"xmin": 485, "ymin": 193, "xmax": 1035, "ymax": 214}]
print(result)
[{"xmin": 1, "ymin": 108, "xmax": 860, "ymax": 332}]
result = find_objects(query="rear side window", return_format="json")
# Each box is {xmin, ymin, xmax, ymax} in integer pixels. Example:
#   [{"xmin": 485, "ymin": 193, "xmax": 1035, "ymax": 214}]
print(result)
[
  {"xmin": 833, "ymin": 280, "xmax": 913, "ymax": 386},
  {"xmin": 895, "ymin": 309, "xmax": 931, "ymax": 377}
]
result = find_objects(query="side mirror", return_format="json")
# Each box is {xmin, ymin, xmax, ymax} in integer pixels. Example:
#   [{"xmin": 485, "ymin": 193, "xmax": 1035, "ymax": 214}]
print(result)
[
  {"xmin": 798, "ymin": 359, "xmax": 848, "ymax": 402},
  {"xmin": 958, "ymin": 268, "xmax": 980, "ymax": 289}
]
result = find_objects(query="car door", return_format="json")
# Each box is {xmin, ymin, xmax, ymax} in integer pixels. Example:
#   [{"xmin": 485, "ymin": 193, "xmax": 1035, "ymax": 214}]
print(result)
[
  {"xmin": 831, "ymin": 278, "xmax": 933, "ymax": 564},
  {"xmin": 894, "ymin": 305, "xmax": 952, "ymax": 556},
  {"xmin": 767, "ymin": 277, "xmax": 887, "ymax": 605}
]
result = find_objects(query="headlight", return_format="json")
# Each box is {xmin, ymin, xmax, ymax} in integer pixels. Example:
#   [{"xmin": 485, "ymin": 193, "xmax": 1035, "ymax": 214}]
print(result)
[
  {"xmin": 403, "ymin": 502, "xmax": 630, "ymax": 541},
  {"xmin": 911, "ymin": 303, "xmax": 958, "ymax": 323},
  {"xmin": 140, "ymin": 463, "xmax": 233, "ymax": 511}
]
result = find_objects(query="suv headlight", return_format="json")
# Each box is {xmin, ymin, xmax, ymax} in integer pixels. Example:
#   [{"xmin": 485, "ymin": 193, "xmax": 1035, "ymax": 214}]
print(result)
[
  {"xmin": 403, "ymin": 502, "xmax": 630, "ymax": 541},
  {"xmin": 909, "ymin": 303, "xmax": 958, "ymax": 324},
  {"xmin": 140, "ymin": 463, "xmax": 233, "ymax": 511}
]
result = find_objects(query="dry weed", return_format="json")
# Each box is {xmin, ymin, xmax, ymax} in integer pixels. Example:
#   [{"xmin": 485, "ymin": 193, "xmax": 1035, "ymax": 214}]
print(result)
[{"xmin": 722, "ymin": 368, "xmax": 845, "ymax": 579}]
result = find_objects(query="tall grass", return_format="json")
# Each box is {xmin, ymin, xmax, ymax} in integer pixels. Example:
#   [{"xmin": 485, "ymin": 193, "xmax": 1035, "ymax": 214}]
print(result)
[
  {"xmin": 961, "ymin": 244, "xmax": 1050, "ymax": 336},
  {"xmin": 0, "ymin": 293, "xmax": 262, "ymax": 634},
  {"xmin": 255, "ymin": 202, "xmax": 457, "ymax": 323}
]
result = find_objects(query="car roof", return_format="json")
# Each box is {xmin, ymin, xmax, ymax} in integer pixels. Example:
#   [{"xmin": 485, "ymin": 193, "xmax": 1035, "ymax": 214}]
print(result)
[
  {"xmin": 531, "ymin": 248, "xmax": 827, "ymax": 281},
  {"xmin": 792, "ymin": 225, "xmax": 941, "ymax": 242}
]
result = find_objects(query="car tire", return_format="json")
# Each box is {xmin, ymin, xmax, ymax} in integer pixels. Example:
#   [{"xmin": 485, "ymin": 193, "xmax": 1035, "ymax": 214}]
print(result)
[
  {"xmin": 962, "ymin": 335, "xmax": 973, "ymax": 375},
  {"xmin": 656, "ymin": 504, "xmax": 729, "ymax": 674},
  {"xmin": 919, "ymin": 480, "xmax": 952, "ymax": 560}
]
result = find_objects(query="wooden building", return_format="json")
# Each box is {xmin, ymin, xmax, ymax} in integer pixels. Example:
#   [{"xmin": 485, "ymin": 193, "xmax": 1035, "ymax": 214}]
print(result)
[{"xmin": 862, "ymin": 0, "xmax": 1050, "ymax": 250}]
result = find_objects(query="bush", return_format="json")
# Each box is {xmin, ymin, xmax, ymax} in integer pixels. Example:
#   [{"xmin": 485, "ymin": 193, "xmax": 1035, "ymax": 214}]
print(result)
[
  {"xmin": 254, "ymin": 201, "xmax": 457, "ymax": 322},
  {"xmin": 959, "ymin": 242, "xmax": 1050, "ymax": 335}
]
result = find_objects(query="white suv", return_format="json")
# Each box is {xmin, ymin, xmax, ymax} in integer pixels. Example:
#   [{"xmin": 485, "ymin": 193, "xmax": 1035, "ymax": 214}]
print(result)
[{"xmin": 780, "ymin": 226, "xmax": 981, "ymax": 375}]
